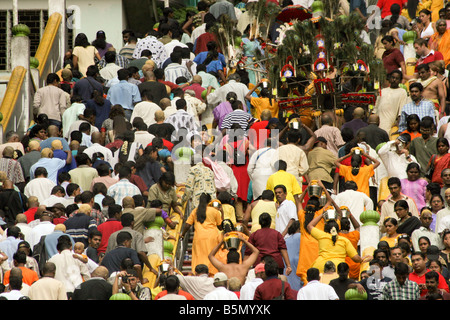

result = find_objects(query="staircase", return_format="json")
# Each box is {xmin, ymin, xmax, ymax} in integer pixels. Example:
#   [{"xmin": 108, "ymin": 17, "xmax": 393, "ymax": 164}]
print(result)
[{"xmin": 181, "ymin": 228, "xmax": 194, "ymax": 275}]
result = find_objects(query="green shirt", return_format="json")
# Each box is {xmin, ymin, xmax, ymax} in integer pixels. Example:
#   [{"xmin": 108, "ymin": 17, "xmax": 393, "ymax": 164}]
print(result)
[{"xmin": 409, "ymin": 136, "xmax": 438, "ymax": 174}]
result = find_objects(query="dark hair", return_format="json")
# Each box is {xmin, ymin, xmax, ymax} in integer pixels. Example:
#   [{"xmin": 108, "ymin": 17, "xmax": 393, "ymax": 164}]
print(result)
[
  {"xmin": 108, "ymin": 204, "xmax": 122, "ymax": 218},
  {"xmin": 116, "ymin": 231, "xmax": 132, "ymax": 245},
  {"xmin": 259, "ymin": 212, "xmax": 272, "ymax": 228},
  {"xmin": 304, "ymin": 198, "xmax": 320, "ymax": 233},
  {"xmin": 350, "ymin": 154, "xmax": 362, "ymax": 176},
  {"xmin": 196, "ymin": 193, "xmax": 211, "ymax": 224},
  {"xmin": 306, "ymin": 267, "xmax": 321, "ymax": 281}
]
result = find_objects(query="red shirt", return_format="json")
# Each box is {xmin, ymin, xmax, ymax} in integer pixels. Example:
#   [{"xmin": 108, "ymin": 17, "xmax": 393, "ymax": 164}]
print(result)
[
  {"xmin": 377, "ymin": 0, "xmax": 406, "ymax": 18},
  {"xmin": 415, "ymin": 50, "xmax": 444, "ymax": 72},
  {"xmin": 382, "ymin": 48, "xmax": 404, "ymax": 74},
  {"xmin": 182, "ymin": 83, "xmax": 206, "ymax": 101},
  {"xmin": 97, "ymin": 219, "xmax": 123, "ymax": 254},
  {"xmin": 23, "ymin": 207, "xmax": 38, "ymax": 223},
  {"xmin": 409, "ymin": 269, "xmax": 449, "ymax": 297},
  {"xmin": 245, "ymin": 228, "xmax": 287, "ymax": 269},
  {"xmin": 248, "ymin": 121, "xmax": 270, "ymax": 149}
]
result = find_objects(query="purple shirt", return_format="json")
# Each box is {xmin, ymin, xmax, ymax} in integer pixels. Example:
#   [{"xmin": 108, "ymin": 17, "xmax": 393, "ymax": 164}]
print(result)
[
  {"xmin": 400, "ymin": 178, "xmax": 428, "ymax": 212},
  {"xmin": 212, "ymin": 101, "xmax": 232, "ymax": 129}
]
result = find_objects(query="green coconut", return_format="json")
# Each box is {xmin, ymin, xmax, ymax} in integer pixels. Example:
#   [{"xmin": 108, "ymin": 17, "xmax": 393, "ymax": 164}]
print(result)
[
  {"xmin": 109, "ymin": 293, "xmax": 132, "ymax": 300},
  {"xmin": 345, "ymin": 288, "xmax": 368, "ymax": 300}
]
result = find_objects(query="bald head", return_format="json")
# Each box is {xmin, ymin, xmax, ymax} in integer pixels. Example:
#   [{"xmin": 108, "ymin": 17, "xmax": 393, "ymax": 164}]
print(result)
[
  {"xmin": 91, "ymin": 131, "xmax": 102, "ymax": 144},
  {"xmin": 144, "ymin": 70, "xmax": 156, "ymax": 80},
  {"xmin": 92, "ymin": 266, "xmax": 110, "ymax": 280},
  {"xmin": 122, "ymin": 196, "xmax": 135, "ymax": 209},
  {"xmin": 260, "ymin": 109, "xmax": 272, "ymax": 121},
  {"xmin": 155, "ymin": 110, "xmax": 166, "ymax": 122},
  {"xmin": 28, "ymin": 196, "xmax": 39, "ymax": 207},
  {"xmin": 159, "ymin": 98, "xmax": 171, "ymax": 111},
  {"xmin": 353, "ymin": 107, "xmax": 365, "ymax": 119},
  {"xmin": 15, "ymin": 213, "xmax": 28, "ymax": 224},
  {"xmin": 321, "ymin": 114, "xmax": 333, "ymax": 126},
  {"xmin": 367, "ymin": 114, "xmax": 380, "ymax": 125},
  {"xmin": 28, "ymin": 140, "xmax": 41, "ymax": 151},
  {"xmin": 3, "ymin": 180, "xmax": 13, "ymax": 189},
  {"xmin": 47, "ymin": 125, "xmax": 60, "ymax": 137},
  {"xmin": 192, "ymin": 75, "xmax": 202, "ymax": 84}
]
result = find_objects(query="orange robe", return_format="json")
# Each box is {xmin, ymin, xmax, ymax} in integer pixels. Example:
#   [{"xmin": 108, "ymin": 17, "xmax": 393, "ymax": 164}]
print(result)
[
  {"xmin": 296, "ymin": 208, "xmax": 325, "ymax": 284},
  {"xmin": 186, "ymin": 207, "xmax": 223, "ymax": 275},
  {"xmin": 339, "ymin": 230, "xmax": 361, "ymax": 280},
  {"xmin": 428, "ymin": 30, "xmax": 450, "ymax": 67}
]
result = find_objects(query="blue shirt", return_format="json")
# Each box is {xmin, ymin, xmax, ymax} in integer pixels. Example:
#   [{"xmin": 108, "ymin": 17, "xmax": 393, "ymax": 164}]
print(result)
[
  {"xmin": 44, "ymin": 230, "xmax": 76, "ymax": 259},
  {"xmin": 350, "ymin": 0, "xmax": 367, "ymax": 16},
  {"xmin": 40, "ymin": 137, "xmax": 70, "ymax": 151},
  {"xmin": 30, "ymin": 157, "xmax": 66, "ymax": 184},
  {"xmin": 106, "ymin": 80, "xmax": 141, "ymax": 110},
  {"xmin": 398, "ymin": 99, "xmax": 436, "ymax": 132},
  {"xmin": 193, "ymin": 51, "xmax": 226, "ymax": 69}
]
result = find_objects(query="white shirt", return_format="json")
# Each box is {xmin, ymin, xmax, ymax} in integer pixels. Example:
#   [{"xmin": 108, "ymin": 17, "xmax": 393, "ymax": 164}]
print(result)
[
  {"xmin": 378, "ymin": 140, "xmax": 418, "ymax": 180},
  {"xmin": 203, "ymin": 286, "xmax": 239, "ymax": 300},
  {"xmin": 206, "ymin": 80, "xmax": 249, "ymax": 112},
  {"xmin": 437, "ymin": 214, "xmax": 450, "ymax": 234},
  {"xmin": 0, "ymin": 289, "xmax": 24, "ymax": 300},
  {"xmin": 239, "ymin": 277, "xmax": 264, "ymax": 300},
  {"xmin": 130, "ymin": 101, "xmax": 162, "ymax": 126},
  {"xmin": 14, "ymin": 223, "xmax": 33, "ymax": 244},
  {"xmin": 164, "ymin": 39, "xmax": 189, "ymax": 57},
  {"xmin": 41, "ymin": 195, "xmax": 68, "ymax": 208},
  {"xmin": 99, "ymin": 63, "xmax": 122, "ymax": 81},
  {"xmin": 275, "ymin": 199, "xmax": 297, "ymax": 237},
  {"xmin": 82, "ymin": 143, "xmax": 115, "ymax": 167},
  {"xmin": 48, "ymin": 249, "xmax": 91, "ymax": 293},
  {"xmin": 30, "ymin": 221, "xmax": 55, "ymax": 248},
  {"xmin": 333, "ymin": 189, "xmax": 374, "ymax": 231},
  {"xmin": 297, "ymin": 280, "xmax": 339, "ymax": 300},
  {"xmin": 133, "ymin": 131, "xmax": 155, "ymax": 149},
  {"xmin": 24, "ymin": 177, "xmax": 56, "ymax": 204}
]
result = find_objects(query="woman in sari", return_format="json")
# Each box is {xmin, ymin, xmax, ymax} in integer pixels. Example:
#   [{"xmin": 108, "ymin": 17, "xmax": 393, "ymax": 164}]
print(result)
[
  {"xmin": 395, "ymin": 200, "xmax": 422, "ymax": 237},
  {"xmin": 428, "ymin": 19, "xmax": 450, "ymax": 67},
  {"xmin": 180, "ymin": 193, "xmax": 223, "ymax": 275},
  {"xmin": 428, "ymin": 138, "xmax": 450, "ymax": 186}
]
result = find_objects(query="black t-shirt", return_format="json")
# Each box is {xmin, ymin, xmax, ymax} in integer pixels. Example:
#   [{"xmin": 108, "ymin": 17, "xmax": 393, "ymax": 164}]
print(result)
[
  {"xmin": 138, "ymin": 81, "xmax": 169, "ymax": 105},
  {"xmin": 100, "ymin": 246, "xmax": 141, "ymax": 275},
  {"xmin": 148, "ymin": 123, "xmax": 175, "ymax": 142},
  {"xmin": 72, "ymin": 278, "xmax": 113, "ymax": 300},
  {"xmin": 328, "ymin": 278, "xmax": 357, "ymax": 300}
]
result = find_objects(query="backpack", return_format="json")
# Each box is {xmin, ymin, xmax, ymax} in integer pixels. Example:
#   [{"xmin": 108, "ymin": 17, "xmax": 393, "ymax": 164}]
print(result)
[
  {"xmin": 203, "ymin": 157, "xmax": 231, "ymax": 192},
  {"xmin": 32, "ymin": 235, "xmax": 48, "ymax": 277}
]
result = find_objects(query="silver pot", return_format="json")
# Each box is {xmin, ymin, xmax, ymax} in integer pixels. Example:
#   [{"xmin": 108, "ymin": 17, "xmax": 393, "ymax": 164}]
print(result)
[
  {"xmin": 324, "ymin": 208, "xmax": 337, "ymax": 221},
  {"xmin": 341, "ymin": 207, "xmax": 349, "ymax": 218},
  {"xmin": 224, "ymin": 232, "xmax": 241, "ymax": 250},
  {"xmin": 319, "ymin": 193, "xmax": 327, "ymax": 207},
  {"xmin": 308, "ymin": 184, "xmax": 323, "ymax": 198}
]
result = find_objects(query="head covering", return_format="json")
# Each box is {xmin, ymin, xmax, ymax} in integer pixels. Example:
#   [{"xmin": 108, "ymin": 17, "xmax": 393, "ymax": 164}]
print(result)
[
  {"xmin": 255, "ymin": 263, "xmax": 265, "ymax": 274},
  {"xmin": 41, "ymin": 148, "xmax": 53, "ymax": 158},
  {"xmin": 213, "ymin": 272, "xmax": 228, "ymax": 283}
]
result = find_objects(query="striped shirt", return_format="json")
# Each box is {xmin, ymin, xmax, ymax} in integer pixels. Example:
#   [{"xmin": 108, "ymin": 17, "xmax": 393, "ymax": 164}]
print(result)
[
  {"xmin": 398, "ymin": 99, "xmax": 436, "ymax": 132},
  {"xmin": 382, "ymin": 279, "xmax": 420, "ymax": 300},
  {"xmin": 164, "ymin": 63, "xmax": 193, "ymax": 83},
  {"xmin": 221, "ymin": 109, "xmax": 255, "ymax": 132},
  {"xmin": 107, "ymin": 178, "xmax": 142, "ymax": 205},
  {"xmin": 64, "ymin": 213, "xmax": 98, "ymax": 247}
]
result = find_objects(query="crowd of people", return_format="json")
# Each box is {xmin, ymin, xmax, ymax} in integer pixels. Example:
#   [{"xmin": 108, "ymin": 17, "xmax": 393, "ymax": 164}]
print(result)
[{"xmin": 1, "ymin": 0, "xmax": 450, "ymax": 301}]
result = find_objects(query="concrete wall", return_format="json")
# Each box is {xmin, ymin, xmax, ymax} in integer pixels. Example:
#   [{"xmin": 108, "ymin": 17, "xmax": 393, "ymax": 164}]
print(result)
[{"xmin": 0, "ymin": 0, "xmax": 127, "ymax": 51}]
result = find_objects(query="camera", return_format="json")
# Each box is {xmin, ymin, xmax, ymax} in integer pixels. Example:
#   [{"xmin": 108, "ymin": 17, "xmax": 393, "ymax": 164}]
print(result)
[{"xmin": 122, "ymin": 275, "xmax": 129, "ymax": 283}]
